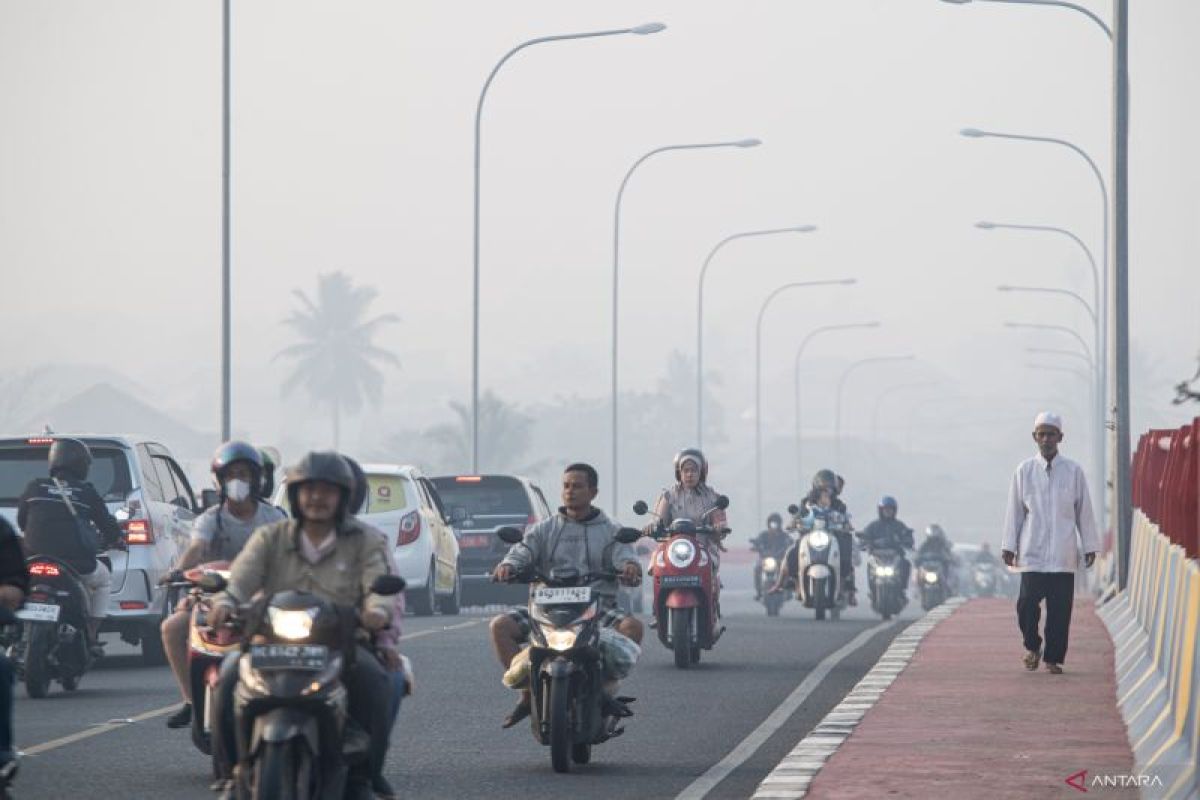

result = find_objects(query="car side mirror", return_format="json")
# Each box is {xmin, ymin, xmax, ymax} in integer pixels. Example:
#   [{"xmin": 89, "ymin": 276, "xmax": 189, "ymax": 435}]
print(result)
[
  {"xmin": 614, "ymin": 527, "xmax": 640, "ymax": 544},
  {"xmin": 370, "ymin": 574, "xmax": 407, "ymax": 596},
  {"xmin": 200, "ymin": 489, "xmax": 220, "ymax": 511},
  {"xmin": 632, "ymin": 501, "xmax": 648, "ymax": 515},
  {"xmin": 496, "ymin": 526, "xmax": 524, "ymax": 545},
  {"xmin": 787, "ymin": 504, "xmax": 799, "ymax": 515},
  {"xmin": 197, "ymin": 573, "xmax": 228, "ymax": 594},
  {"xmin": 714, "ymin": 495, "xmax": 729, "ymax": 510}
]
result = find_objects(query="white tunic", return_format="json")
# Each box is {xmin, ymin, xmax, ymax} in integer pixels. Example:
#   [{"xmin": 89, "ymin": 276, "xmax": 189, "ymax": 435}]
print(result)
[{"xmin": 1001, "ymin": 453, "xmax": 1100, "ymax": 573}]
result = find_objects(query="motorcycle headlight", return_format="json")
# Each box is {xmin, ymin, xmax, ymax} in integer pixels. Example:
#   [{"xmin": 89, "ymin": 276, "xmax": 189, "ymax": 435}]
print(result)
[
  {"xmin": 876, "ymin": 566, "xmax": 895, "ymax": 577},
  {"xmin": 762, "ymin": 557, "xmax": 778, "ymax": 572},
  {"xmin": 668, "ymin": 539, "xmax": 696, "ymax": 568},
  {"xmin": 544, "ymin": 628, "xmax": 579, "ymax": 652},
  {"xmin": 807, "ymin": 530, "xmax": 830, "ymax": 549},
  {"xmin": 268, "ymin": 607, "xmax": 317, "ymax": 641},
  {"xmin": 923, "ymin": 572, "xmax": 939, "ymax": 584}
]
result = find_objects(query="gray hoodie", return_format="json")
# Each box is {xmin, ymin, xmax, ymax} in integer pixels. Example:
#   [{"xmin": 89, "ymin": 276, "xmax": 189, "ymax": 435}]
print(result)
[{"xmin": 500, "ymin": 507, "xmax": 637, "ymax": 600}]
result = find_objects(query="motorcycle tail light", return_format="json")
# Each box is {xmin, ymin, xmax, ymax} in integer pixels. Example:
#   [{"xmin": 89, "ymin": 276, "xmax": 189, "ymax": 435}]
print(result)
[{"xmin": 29, "ymin": 562, "xmax": 61, "ymax": 577}]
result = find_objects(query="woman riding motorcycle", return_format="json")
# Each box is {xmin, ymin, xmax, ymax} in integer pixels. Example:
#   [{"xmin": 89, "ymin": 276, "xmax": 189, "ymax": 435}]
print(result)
[{"xmin": 644, "ymin": 449, "xmax": 730, "ymax": 570}]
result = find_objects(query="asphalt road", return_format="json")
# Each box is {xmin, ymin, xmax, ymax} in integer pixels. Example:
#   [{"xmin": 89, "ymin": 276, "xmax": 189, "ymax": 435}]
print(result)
[{"xmin": 12, "ymin": 573, "xmax": 920, "ymax": 799}]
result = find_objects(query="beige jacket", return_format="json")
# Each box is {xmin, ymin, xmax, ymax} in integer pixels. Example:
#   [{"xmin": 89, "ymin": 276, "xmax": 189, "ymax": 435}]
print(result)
[{"xmin": 215, "ymin": 518, "xmax": 392, "ymax": 620}]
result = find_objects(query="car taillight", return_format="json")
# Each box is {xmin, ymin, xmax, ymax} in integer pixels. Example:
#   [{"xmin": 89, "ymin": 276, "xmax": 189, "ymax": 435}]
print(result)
[
  {"xmin": 397, "ymin": 510, "xmax": 421, "ymax": 546},
  {"xmin": 29, "ymin": 562, "xmax": 60, "ymax": 577},
  {"xmin": 454, "ymin": 476, "xmax": 483, "ymax": 483},
  {"xmin": 123, "ymin": 518, "xmax": 155, "ymax": 544},
  {"xmin": 26, "ymin": 437, "xmax": 54, "ymax": 445}
]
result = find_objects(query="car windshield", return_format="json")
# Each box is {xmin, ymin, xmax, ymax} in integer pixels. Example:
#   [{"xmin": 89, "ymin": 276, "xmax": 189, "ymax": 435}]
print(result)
[
  {"xmin": 430, "ymin": 476, "xmax": 532, "ymax": 523},
  {"xmin": 0, "ymin": 443, "xmax": 132, "ymax": 505}
]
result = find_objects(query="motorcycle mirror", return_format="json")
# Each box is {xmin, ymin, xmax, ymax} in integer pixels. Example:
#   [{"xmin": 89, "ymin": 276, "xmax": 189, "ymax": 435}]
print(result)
[
  {"xmin": 196, "ymin": 572, "xmax": 228, "ymax": 594},
  {"xmin": 632, "ymin": 500, "xmax": 648, "ymax": 515},
  {"xmin": 496, "ymin": 526, "xmax": 524, "ymax": 545},
  {"xmin": 614, "ymin": 527, "xmax": 641, "ymax": 544},
  {"xmin": 787, "ymin": 504, "xmax": 799, "ymax": 515},
  {"xmin": 370, "ymin": 574, "xmax": 407, "ymax": 596},
  {"xmin": 714, "ymin": 495, "xmax": 730, "ymax": 510}
]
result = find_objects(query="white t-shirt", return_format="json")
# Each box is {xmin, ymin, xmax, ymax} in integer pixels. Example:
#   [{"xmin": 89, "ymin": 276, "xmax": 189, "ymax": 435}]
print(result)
[{"xmin": 191, "ymin": 502, "xmax": 287, "ymax": 561}]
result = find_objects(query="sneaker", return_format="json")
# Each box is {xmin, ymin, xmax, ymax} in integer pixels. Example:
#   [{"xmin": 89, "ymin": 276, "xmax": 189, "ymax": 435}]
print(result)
[
  {"xmin": 1023, "ymin": 649, "xmax": 1041, "ymax": 671},
  {"xmin": 371, "ymin": 774, "xmax": 399, "ymax": 799},
  {"xmin": 1045, "ymin": 662, "xmax": 1063, "ymax": 675},
  {"xmin": 166, "ymin": 703, "xmax": 193, "ymax": 729}
]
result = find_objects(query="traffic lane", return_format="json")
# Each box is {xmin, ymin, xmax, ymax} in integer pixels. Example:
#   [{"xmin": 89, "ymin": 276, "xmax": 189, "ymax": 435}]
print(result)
[{"xmin": 383, "ymin": 601, "xmax": 910, "ymax": 799}]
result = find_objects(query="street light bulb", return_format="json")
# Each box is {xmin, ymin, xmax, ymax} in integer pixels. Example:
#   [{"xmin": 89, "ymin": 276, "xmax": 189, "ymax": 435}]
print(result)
[
  {"xmin": 838, "ymin": 278, "xmax": 858, "ymax": 285},
  {"xmin": 865, "ymin": 321, "xmax": 882, "ymax": 328},
  {"xmin": 939, "ymin": 0, "xmax": 973, "ymax": 5},
  {"xmin": 793, "ymin": 225, "xmax": 818, "ymax": 233},
  {"xmin": 960, "ymin": 127, "xmax": 986, "ymax": 138},
  {"xmin": 631, "ymin": 22, "xmax": 667, "ymax": 35},
  {"xmin": 975, "ymin": 221, "xmax": 996, "ymax": 229},
  {"xmin": 997, "ymin": 285, "xmax": 1013, "ymax": 292},
  {"xmin": 735, "ymin": 138, "xmax": 763, "ymax": 148}
]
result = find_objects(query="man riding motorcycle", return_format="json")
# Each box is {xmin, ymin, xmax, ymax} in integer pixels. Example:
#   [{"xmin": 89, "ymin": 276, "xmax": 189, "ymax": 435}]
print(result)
[
  {"xmin": 800, "ymin": 469, "xmax": 848, "ymax": 516},
  {"xmin": 207, "ymin": 451, "xmax": 394, "ymax": 800},
  {"xmin": 161, "ymin": 441, "xmax": 288, "ymax": 731},
  {"xmin": 490, "ymin": 463, "xmax": 643, "ymax": 730},
  {"xmin": 752, "ymin": 513, "xmax": 791, "ymax": 600},
  {"xmin": 916, "ymin": 524, "xmax": 959, "ymax": 594},
  {"xmin": 857, "ymin": 496, "xmax": 914, "ymax": 593},
  {"xmin": 17, "ymin": 438, "xmax": 122, "ymax": 656},
  {"xmin": 644, "ymin": 449, "xmax": 730, "ymax": 570},
  {"xmin": 794, "ymin": 476, "xmax": 856, "ymax": 605},
  {"xmin": 0, "ymin": 518, "xmax": 29, "ymax": 783}
]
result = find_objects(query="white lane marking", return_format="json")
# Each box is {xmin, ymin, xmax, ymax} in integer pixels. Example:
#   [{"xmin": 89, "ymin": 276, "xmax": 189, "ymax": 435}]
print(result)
[
  {"xmin": 673, "ymin": 620, "xmax": 895, "ymax": 800},
  {"xmin": 20, "ymin": 618, "xmax": 484, "ymax": 756}
]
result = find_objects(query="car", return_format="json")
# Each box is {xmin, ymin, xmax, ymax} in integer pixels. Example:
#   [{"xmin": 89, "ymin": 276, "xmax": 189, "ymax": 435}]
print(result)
[
  {"xmin": 275, "ymin": 463, "xmax": 462, "ymax": 616},
  {"xmin": 429, "ymin": 474, "xmax": 552, "ymax": 606},
  {"xmin": 0, "ymin": 434, "xmax": 198, "ymax": 665}
]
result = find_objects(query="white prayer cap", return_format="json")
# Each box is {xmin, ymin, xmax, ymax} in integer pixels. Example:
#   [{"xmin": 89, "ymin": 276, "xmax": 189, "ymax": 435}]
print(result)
[{"xmin": 1033, "ymin": 411, "xmax": 1063, "ymax": 431}]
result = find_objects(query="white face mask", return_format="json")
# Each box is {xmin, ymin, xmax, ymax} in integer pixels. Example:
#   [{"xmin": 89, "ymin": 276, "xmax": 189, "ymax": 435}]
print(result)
[{"xmin": 225, "ymin": 478, "xmax": 252, "ymax": 503}]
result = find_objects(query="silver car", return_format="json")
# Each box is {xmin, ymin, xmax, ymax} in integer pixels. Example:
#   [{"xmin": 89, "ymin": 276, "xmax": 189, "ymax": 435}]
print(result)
[{"xmin": 0, "ymin": 435, "xmax": 195, "ymax": 664}]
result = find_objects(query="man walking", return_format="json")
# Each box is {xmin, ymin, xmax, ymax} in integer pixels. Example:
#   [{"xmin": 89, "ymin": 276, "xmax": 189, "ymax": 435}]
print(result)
[{"xmin": 1001, "ymin": 412, "xmax": 1099, "ymax": 674}]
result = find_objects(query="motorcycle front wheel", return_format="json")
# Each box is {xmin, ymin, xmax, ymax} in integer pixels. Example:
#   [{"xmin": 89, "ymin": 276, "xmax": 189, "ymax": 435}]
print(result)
[
  {"xmin": 670, "ymin": 608, "xmax": 692, "ymax": 669},
  {"xmin": 549, "ymin": 674, "xmax": 572, "ymax": 773},
  {"xmin": 813, "ymin": 579, "xmax": 827, "ymax": 621},
  {"xmin": 252, "ymin": 739, "xmax": 316, "ymax": 800}
]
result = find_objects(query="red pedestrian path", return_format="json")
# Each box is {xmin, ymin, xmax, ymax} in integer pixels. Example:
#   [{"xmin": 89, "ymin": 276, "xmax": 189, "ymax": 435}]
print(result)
[{"xmin": 805, "ymin": 598, "xmax": 1137, "ymax": 799}]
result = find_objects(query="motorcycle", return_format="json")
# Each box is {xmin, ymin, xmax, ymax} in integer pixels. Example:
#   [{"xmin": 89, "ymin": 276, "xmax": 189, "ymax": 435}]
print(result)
[
  {"xmin": 752, "ymin": 540, "xmax": 790, "ymax": 617},
  {"xmin": 495, "ymin": 524, "xmax": 642, "ymax": 773},
  {"xmin": 198, "ymin": 571, "xmax": 406, "ymax": 800},
  {"xmin": 633, "ymin": 495, "xmax": 729, "ymax": 668},
  {"xmin": 786, "ymin": 506, "xmax": 846, "ymax": 622},
  {"xmin": 862, "ymin": 544, "xmax": 906, "ymax": 621},
  {"xmin": 971, "ymin": 561, "xmax": 998, "ymax": 598},
  {"xmin": 917, "ymin": 557, "xmax": 949, "ymax": 611},
  {"xmin": 12, "ymin": 555, "xmax": 98, "ymax": 698},
  {"xmin": 0, "ymin": 606, "xmax": 20, "ymax": 796}
]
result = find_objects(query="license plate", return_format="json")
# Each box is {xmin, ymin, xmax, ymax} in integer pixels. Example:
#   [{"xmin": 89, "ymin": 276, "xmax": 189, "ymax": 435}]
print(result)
[
  {"xmin": 16, "ymin": 602, "xmax": 60, "ymax": 622},
  {"xmin": 659, "ymin": 575, "xmax": 701, "ymax": 588},
  {"xmin": 533, "ymin": 586, "xmax": 591, "ymax": 604},
  {"xmin": 459, "ymin": 534, "xmax": 491, "ymax": 548},
  {"xmin": 249, "ymin": 643, "xmax": 329, "ymax": 671}
]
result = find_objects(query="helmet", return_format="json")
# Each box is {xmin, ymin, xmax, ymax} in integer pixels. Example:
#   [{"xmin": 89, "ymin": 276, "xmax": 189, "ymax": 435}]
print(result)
[
  {"xmin": 342, "ymin": 456, "xmax": 368, "ymax": 515},
  {"xmin": 812, "ymin": 469, "xmax": 837, "ymax": 493},
  {"xmin": 926, "ymin": 524, "xmax": 946, "ymax": 540},
  {"xmin": 48, "ymin": 438, "xmax": 92, "ymax": 481},
  {"xmin": 211, "ymin": 441, "xmax": 264, "ymax": 495},
  {"xmin": 767, "ymin": 512, "xmax": 782, "ymax": 528},
  {"xmin": 258, "ymin": 447, "xmax": 280, "ymax": 500},
  {"xmin": 673, "ymin": 448, "xmax": 708, "ymax": 482},
  {"xmin": 285, "ymin": 451, "xmax": 355, "ymax": 522},
  {"xmin": 878, "ymin": 495, "xmax": 898, "ymax": 511}
]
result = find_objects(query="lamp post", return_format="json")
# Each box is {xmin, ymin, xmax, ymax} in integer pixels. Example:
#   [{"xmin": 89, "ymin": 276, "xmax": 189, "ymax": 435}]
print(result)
[
  {"xmin": 611, "ymin": 137, "xmax": 760, "ymax": 510},
  {"xmin": 696, "ymin": 225, "xmax": 817, "ymax": 447},
  {"xmin": 792, "ymin": 322, "xmax": 881, "ymax": 486},
  {"xmin": 834, "ymin": 356, "xmax": 916, "ymax": 470},
  {"xmin": 975, "ymin": 222, "xmax": 1099, "ymax": 328},
  {"xmin": 1004, "ymin": 322, "xmax": 1093, "ymax": 365},
  {"xmin": 220, "ymin": 0, "xmax": 231, "ymax": 441},
  {"xmin": 470, "ymin": 21, "xmax": 666, "ymax": 472},
  {"xmin": 754, "ymin": 279, "xmax": 858, "ymax": 524}
]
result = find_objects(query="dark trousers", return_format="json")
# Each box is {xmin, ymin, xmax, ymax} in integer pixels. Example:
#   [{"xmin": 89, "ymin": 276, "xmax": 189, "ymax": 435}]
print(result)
[
  {"xmin": 0, "ymin": 654, "xmax": 12, "ymax": 753},
  {"xmin": 833, "ymin": 531, "xmax": 856, "ymax": 592},
  {"xmin": 1017, "ymin": 572, "xmax": 1075, "ymax": 664}
]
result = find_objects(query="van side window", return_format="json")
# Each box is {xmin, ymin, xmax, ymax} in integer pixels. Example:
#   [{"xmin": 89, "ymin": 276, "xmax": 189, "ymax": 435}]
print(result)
[
  {"xmin": 161, "ymin": 457, "xmax": 196, "ymax": 510},
  {"xmin": 137, "ymin": 445, "xmax": 166, "ymax": 502}
]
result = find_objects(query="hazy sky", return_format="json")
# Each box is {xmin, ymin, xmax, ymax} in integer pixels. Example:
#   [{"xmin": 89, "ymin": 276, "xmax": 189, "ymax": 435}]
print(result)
[{"xmin": 1, "ymin": 2, "xmax": 1197, "ymax": 530}]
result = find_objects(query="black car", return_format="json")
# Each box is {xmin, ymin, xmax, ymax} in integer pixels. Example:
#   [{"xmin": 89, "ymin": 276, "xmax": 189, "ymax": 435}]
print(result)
[{"xmin": 429, "ymin": 474, "xmax": 551, "ymax": 605}]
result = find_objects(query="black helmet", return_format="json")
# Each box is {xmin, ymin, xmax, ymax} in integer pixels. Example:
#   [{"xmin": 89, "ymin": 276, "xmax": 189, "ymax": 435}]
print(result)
[
  {"xmin": 258, "ymin": 447, "xmax": 280, "ymax": 500},
  {"xmin": 211, "ymin": 440, "xmax": 264, "ymax": 494},
  {"xmin": 48, "ymin": 438, "xmax": 92, "ymax": 481},
  {"xmin": 673, "ymin": 448, "xmax": 708, "ymax": 482},
  {"xmin": 342, "ymin": 455, "xmax": 368, "ymax": 515},
  {"xmin": 285, "ymin": 451, "xmax": 355, "ymax": 522},
  {"xmin": 812, "ymin": 469, "xmax": 837, "ymax": 492},
  {"xmin": 767, "ymin": 512, "xmax": 782, "ymax": 528}
]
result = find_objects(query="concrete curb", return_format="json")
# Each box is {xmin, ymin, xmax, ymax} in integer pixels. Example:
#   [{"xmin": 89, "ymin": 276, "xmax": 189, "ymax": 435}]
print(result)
[{"xmin": 749, "ymin": 597, "xmax": 966, "ymax": 800}]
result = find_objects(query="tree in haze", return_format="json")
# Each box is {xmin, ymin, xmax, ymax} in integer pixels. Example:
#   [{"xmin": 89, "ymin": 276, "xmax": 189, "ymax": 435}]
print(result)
[{"xmin": 276, "ymin": 271, "xmax": 399, "ymax": 448}]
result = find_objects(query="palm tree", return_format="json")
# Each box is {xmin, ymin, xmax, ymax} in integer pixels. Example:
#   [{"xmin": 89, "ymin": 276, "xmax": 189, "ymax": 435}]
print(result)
[
  {"xmin": 424, "ymin": 391, "xmax": 536, "ymax": 473},
  {"xmin": 276, "ymin": 271, "xmax": 399, "ymax": 448}
]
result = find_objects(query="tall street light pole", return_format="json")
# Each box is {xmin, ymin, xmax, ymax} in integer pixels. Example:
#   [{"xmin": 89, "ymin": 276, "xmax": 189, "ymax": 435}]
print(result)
[
  {"xmin": 220, "ymin": 0, "xmax": 231, "ymax": 441},
  {"xmin": 470, "ymin": 21, "xmax": 666, "ymax": 472},
  {"xmin": 793, "ymin": 322, "xmax": 881, "ymax": 487},
  {"xmin": 975, "ymin": 222, "xmax": 1099, "ymax": 328},
  {"xmin": 755, "ymin": 279, "xmax": 858, "ymax": 524},
  {"xmin": 696, "ymin": 225, "xmax": 817, "ymax": 447},
  {"xmin": 611, "ymin": 137, "xmax": 760, "ymax": 511},
  {"xmin": 834, "ymin": 356, "xmax": 916, "ymax": 470}
]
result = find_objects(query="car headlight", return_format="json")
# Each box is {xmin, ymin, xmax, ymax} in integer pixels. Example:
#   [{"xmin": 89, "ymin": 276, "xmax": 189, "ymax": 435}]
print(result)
[
  {"xmin": 762, "ymin": 557, "xmax": 778, "ymax": 572},
  {"xmin": 544, "ymin": 628, "xmax": 578, "ymax": 652},
  {"xmin": 668, "ymin": 539, "xmax": 696, "ymax": 568},
  {"xmin": 268, "ymin": 607, "xmax": 316, "ymax": 641},
  {"xmin": 807, "ymin": 530, "xmax": 830, "ymax": 549},
  {"xmin": 876, "ymin": 566, "xmax": 895, "ymax": 577},
  {"xmin": 923, "ymin": 572, "xmax": 939, "ymax": 584}
]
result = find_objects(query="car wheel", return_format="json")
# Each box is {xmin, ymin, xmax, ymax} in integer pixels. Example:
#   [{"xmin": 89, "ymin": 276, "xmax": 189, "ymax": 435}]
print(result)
[
  {"xmin": 407, "ymin": 562, "xmax": 436, "ymax": 617},
  {"xmin": 438, "ymin": 563, "xmax": 462, "ymax": 616}
]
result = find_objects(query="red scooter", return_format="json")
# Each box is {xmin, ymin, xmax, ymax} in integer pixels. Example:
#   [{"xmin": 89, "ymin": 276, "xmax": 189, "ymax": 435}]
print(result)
[{"xmin": 632, "ymin": 496, "xmax": 729, "ymax": 669}]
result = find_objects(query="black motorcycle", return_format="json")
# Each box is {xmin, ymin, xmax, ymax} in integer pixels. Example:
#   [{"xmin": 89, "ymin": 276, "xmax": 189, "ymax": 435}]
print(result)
[
  {"xmin": 916, "ymin": 557, "xmax": 949, "ymax": 611},
  {"xmin": 496, "ymin": 525, "xmax": 641, "ymax": 773},
  {"xmin": 752, "ymin": 540, "xmax": 790, "ymax": 617},
  {"xmin": 864, "ymin": 545, "xmax": 907, "ymax": 620},
  {"xmin": 200, "ymin": 572, "xmax": 406, "ymax": 800},
  {"xmin": 13, "ymin": 556, "xmax": 97, "ymax": 698}
]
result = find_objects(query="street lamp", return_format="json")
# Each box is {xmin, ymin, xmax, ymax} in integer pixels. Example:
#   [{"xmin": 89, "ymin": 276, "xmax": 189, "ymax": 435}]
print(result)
[
  {"xmin": 1004, "ymin": 321, "xmax": 1093, "ymax": 365},
  {"xmin": 611, "ymin": 137, "xmax": 761, "ymax": 510},
  {"xmin": 755, "ymin": 279, "xmax": 858, "ymax": 524},
  {"xmin": 938, "ymin": 0, "xmax": 1112, "ymax": 38},
  {"xmin": 792, "ymin": 322, "xmax": 881, "ymax": 487},
  {"xmin": 696, "ymin": 224, "xmax": 818, "ymax": 447},
  {"xmin": 470, "ymin": 21, "xmax": 666, "ymax": 471},
  {"xmin": 975, "ymin": 222, "xmax": 1099, "ymax": 328},
  {"xmin": 834, "ymin": 355, "xmax": 917, "ymax": 471}
]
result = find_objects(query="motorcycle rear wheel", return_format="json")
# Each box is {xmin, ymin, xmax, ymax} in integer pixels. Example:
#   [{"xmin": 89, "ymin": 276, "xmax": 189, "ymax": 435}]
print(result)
[
  {"xmin": 549, "ymin": 675, "xmax": 572, "ymax": 773},
  {"xmin": 670, "ymin": 608, "xmax": 692, "ymax": 669},
  {"xmin": 24, "ymin": 626, "xmax": 51, "ymax": 699}
]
